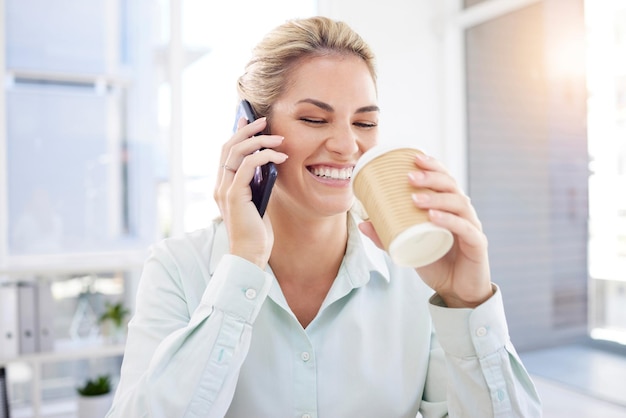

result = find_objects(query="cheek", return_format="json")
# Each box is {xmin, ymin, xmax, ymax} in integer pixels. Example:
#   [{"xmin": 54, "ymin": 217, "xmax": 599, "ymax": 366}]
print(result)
[
  {"xmin": 363, "ymin": 131, "xmax": 377, "ymax": 144},
  {"xmin": 359, "ymin": 132, "xmax": 379, "ymax": 152},
  {"xmin": 278, "ymin": 130, "xmax": 320, "ymax": 158},
  {"xmin": 275, "ymin": 142, "xmax": 305, "ymax": 175}
]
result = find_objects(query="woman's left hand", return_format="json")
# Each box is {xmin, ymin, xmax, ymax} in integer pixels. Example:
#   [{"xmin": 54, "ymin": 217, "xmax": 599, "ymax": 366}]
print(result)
[{"xmin": 358, "ymin": 153, "xmax": 493, "ymax": 308}]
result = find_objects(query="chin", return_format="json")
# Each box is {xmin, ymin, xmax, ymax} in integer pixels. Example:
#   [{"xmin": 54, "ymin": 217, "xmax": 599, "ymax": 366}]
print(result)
[{"xmin": 316, "ymin": 196, "xmax": 353, "ymax": 216}]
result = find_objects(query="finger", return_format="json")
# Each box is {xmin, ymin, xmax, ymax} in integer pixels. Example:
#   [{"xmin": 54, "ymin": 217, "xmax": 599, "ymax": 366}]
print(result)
[
  {"xmin": 412, "ymin": 153, "xmax": 452, "ymax": 177},
  {"xmin": 428, "ymin": 209, "xmax": 487, "ymax": 262},
  {"xmin": 235, "ymin": 148, "xmax": 289, "ymax": 183},
  {"xmin": 215, "ymin": 136, "xmax": 285, "ymax": 207},
  {"xmin": 217, "ymin": 130, "xmax": 283, "ymax": 190},
  {"xmin": 218, "ymin": 135, "xmax": 285, "ymax": 204},
  {"xmin": 224, "ymin": 149, "xmax": 288, "ymax": 208},
  {"xmin": 233, "ymin": 117, "xmax": 267, "ymax": 144},
  {"xmin": 411, "ymin": 191, "xmax": 481, "ymax": 230},
  {"xmin": 237, "ymin": 115, "xmax": 248, "ymax": 130},
  {"xmin": 221, "ymin": 164, "xmax": 237, "ymax": 173},
  {"xmin": 408, "ymin": 167, "xmax": 460, "ymax": 195},
  {"xmin": 216, "ymin": 117, "xmax": 250, "ymax": 189},
  {"xmin": 226, "ymin": 134, "xmax": 284, "ymax": 169},
  {"xmin": 219, "ymin": 117, "xmax": 268, "ymax": 169}
]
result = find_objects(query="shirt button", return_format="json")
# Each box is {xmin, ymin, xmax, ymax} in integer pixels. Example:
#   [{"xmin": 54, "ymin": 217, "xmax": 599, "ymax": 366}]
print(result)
[
  {"xmin": 476, "ymin": 326, "xmax": 488, "ymax": 337},
  {"xmin": 244, "ymin": 288, "xmax": 257, "ymax": 299},
  {"xmin": 301, "ymin": 351, "xmax": 310, "ymax": 362},
  {"xmin": 497, "ymin": 389, "xmax": 506, "ymax": 401}
]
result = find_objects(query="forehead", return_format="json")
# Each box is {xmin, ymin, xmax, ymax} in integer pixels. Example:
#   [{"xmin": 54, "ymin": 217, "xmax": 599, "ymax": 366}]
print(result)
[{"xmin": 282, "ymin": 54, "xmax": 377, "ymax": 103}]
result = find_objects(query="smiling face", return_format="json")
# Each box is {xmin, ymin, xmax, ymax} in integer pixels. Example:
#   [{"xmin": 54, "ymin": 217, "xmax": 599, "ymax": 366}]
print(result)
[{"xmin": 268, "ymin": 53, "xmax": 379, "ymax": 219}]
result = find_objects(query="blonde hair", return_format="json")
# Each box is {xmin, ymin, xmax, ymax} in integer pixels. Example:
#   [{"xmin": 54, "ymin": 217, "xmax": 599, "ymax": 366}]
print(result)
[{"xmin": 237, "ymin": 16, "xmax": 377, "ymax": 118}]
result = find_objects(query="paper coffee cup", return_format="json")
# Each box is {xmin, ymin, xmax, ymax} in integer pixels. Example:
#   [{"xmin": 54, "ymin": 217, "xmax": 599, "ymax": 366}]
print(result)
[{"xmin": 352, "ymin": 145, "xmax": 454, "ymax": 268}]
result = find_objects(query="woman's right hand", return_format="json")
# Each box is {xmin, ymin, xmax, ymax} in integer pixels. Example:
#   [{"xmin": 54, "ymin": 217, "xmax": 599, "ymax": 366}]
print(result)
[{"xmin": 214, "ymin": 116, "xmax": 288, "ymax": 268}]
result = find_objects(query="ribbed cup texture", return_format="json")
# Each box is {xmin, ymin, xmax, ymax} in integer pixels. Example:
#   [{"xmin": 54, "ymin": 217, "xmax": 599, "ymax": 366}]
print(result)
[{"xmin": 353, "ymin": 148, "xmax": 428, "ymax": 251}]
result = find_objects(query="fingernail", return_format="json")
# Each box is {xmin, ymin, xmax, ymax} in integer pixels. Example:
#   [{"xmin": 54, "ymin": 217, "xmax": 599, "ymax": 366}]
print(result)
[
  {"xmin": 416, "ymin": 153, "xmax": 430, "ymax": 161},
  {"xmin": 412, "ymin": 193, "xmax": 429, "ymax": 204},
  {"xmin": 429, "ymin": 209, "xmax": 443, "ymax": 219},
  {"xmin": 408, "ymin": 171, "xmax": 425, "ymax": 182}
]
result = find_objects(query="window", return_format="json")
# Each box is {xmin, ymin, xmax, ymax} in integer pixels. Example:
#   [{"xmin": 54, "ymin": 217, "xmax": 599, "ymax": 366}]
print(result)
[
  {"xmin": 586, "ymin": 0, "xmax": 626, "ymax": 344},
  {"xmin": 3, "ymin": 0, "xmax": 158, "ymax": 261},
  {"xmin": 157, "ymin": 0, "xmax": 317, "ymax": 235}
]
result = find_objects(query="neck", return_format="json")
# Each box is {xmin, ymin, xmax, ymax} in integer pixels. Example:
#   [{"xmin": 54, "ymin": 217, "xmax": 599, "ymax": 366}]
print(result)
[
  {"xmin": 269, "ymin": 209, "xmax": 349, "ymax": 284},
  {"xmin": 268, "ymin": 208, "xmax": 350, "ymax": 328}
]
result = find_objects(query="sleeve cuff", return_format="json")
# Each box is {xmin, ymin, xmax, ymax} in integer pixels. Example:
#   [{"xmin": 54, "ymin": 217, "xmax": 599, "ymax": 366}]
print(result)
[
  {"xmin": 201, "ymin": 254, "xmax": 272, "ymax": 323},
  {"xmin": 428, "ymin": 284, "xmax": 510, "ymax": 358}
]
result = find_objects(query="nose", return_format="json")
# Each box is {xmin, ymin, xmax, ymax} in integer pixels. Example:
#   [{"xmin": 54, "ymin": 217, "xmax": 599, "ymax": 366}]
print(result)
[{"xmin": 326, "ymin": 121, "xmax": 360, "ymax": 156}]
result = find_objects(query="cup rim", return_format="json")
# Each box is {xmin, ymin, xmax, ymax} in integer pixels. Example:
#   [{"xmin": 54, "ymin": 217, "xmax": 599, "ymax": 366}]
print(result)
[
  {"xmin": 389, "ymin": 222, "xmax": 454, "ymax": 267},
  {"xmin": 351, "ymin": 144, "xmax": 420, "ymax": 187}
]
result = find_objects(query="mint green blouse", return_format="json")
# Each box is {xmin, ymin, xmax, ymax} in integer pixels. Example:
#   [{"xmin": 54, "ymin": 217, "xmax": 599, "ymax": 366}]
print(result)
[{"xmin": 107, "ymin": 214, "xmax": 541, "ymax": 418}]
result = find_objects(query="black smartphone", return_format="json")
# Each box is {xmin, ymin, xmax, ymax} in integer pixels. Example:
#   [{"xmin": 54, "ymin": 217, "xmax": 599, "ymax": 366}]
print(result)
[{"xmin": 239, "ymin": 100, "xmax": 278, "ymax": 217}]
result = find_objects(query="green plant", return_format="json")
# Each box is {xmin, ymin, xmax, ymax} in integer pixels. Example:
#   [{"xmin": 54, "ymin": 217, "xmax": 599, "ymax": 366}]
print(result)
[
  {"xmin": 77, "ymin": 375, "xmax": 111, "ymax": 396},
  {"xmin": 99, "ymin": 301, "xmax": 130, "ymax": 328}
]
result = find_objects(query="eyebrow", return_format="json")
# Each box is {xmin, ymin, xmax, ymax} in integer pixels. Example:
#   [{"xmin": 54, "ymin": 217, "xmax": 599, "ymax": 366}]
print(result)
[{"xmin": 296, "ymin": 98, "xmax": 380, "ymax": 114}]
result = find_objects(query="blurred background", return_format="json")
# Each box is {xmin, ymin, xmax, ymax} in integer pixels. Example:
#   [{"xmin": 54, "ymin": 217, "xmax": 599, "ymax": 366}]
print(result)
[{"xmin": 0, "ymin": 0, "xmax": 625, "ymax": 417}]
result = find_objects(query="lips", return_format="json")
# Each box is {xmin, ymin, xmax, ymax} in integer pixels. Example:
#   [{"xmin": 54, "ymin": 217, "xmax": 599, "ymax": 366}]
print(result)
[{"xmin": 308, "ymin": 165, "xmax": 354, "ymax": 180}]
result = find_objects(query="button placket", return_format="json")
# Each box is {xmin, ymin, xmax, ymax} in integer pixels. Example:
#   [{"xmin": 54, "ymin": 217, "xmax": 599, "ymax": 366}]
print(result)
[{"xmin": 293, "ymin": 336, "xmax": 316, "ymax": 418}]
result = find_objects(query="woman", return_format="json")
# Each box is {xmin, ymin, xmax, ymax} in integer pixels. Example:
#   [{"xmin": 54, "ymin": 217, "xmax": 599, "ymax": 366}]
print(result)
[{"xmin": 107, "ymin": 16, "xmax": 541, "ymax": 417}]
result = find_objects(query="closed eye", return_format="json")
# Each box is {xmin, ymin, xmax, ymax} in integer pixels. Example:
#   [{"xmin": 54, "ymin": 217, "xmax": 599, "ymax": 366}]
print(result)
[
  {"xmin": 301, "ymin": 118, "xmax": 326, "ymax": 125},
  {"xmin": 355, "ymin": 122, "xmax": 377, "ymax": 129}
]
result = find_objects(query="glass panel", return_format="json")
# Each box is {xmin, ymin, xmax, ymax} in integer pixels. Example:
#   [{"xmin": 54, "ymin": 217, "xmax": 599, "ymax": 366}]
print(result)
[
  {"xmin": 4, "ymin": 0, "xmax": 159, "ymax": 257},
  {"xmin": 466, "ymin": 2, "xmax": 589, "ymax": 349},
  {"xmin": 587, "ymin": 1, "xmax": 626, "ymax": 342},
  {"xmin": 5, "ymin": 0, "xmax": 109, "ymax": 73},
  {"xmin": 6, "ymin": 83, "xmax": 146, "ymax": 255},
  {"xmin": 590, "ymin": 279, "xmax": 626, "ymax": 344}
]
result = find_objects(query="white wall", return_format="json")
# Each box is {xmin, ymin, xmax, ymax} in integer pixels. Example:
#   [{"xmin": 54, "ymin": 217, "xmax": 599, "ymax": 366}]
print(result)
[{"xmin": 317, "ymin": 0, "xmax": 447, "ymax": 159}]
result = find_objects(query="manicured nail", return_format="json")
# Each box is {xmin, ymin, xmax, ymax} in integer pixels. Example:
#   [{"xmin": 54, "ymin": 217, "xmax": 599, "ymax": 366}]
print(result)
[
  {"xmin": 408, "ymin": 171, "xmax": 425, "ymax": 182},
  {"xmin": 429, "ymin": 209, "xmax": 443, "ymax": 219},
  {"xmin": 412, "ymin": 193, "xmax": 429, "ymax": 204}
]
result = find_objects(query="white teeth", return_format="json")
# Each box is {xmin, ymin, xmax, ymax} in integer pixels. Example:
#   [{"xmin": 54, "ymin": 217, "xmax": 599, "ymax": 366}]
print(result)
[{"xmin": 311, "ymin": 166, "xmax": 353, "ymax": 180}]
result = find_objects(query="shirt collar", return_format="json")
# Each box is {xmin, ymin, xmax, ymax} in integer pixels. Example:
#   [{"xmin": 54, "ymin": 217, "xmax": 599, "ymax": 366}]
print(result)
[{"xmin": 344, "ymin": 211, "xmax": 390, "ymax": 285}]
